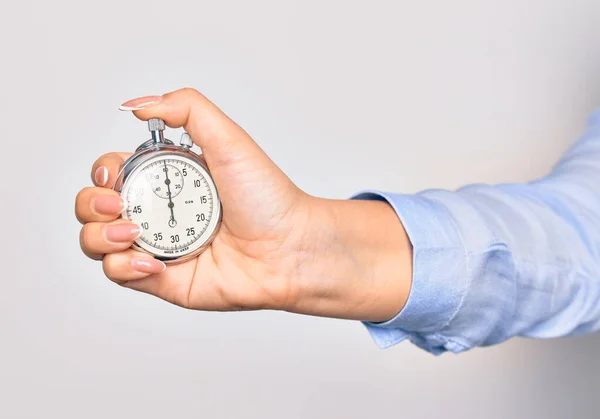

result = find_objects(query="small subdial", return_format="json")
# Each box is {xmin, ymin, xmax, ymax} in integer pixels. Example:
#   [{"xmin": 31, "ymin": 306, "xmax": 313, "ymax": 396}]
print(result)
[{"xmin": 151, "ymin": 164, "xmax": 184, "ymax": 199}]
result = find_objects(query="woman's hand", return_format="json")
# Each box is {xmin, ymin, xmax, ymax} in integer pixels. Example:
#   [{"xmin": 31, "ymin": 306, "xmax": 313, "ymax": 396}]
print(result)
[{"xmin": 75, "ymin": 88, "xmax": 412, "ymax": 322}]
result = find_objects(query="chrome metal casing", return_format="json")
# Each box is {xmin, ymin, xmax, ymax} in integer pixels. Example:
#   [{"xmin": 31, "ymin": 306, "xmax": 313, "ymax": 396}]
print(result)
[{"xmin": 112, "ymin": 140, "xmax": 222, "ymax": 264}]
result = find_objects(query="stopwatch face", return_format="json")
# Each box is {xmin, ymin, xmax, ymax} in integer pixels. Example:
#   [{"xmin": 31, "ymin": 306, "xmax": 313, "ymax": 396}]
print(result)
[{"xmin": 120, "ymin": 153, "xmax": 221, "ymax": 260}]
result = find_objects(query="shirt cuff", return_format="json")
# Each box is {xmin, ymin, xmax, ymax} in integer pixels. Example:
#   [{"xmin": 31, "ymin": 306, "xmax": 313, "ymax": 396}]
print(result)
[{"xmin": 351, "ymin": 190, "xmax": 470, "ymax": 355}]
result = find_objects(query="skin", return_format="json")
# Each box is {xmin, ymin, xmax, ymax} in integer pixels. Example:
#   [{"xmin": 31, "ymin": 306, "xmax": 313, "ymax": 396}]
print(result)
[{"xmin": 75, "ymin": 88, "xmax": 413, "ymax": 322}]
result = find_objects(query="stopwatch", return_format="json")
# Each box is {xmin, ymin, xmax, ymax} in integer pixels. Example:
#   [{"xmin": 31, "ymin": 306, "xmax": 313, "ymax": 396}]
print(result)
[{"xmin": 113, "ymin": 118, "xmax": 222, "ymax": 264}]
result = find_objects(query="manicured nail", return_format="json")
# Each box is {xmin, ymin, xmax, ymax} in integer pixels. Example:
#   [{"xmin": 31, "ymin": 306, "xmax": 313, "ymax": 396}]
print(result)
[
  {"xmin": 92, "ymin": 195, "xmax": 124, "ymax": 215},
  {"xmin": 119, "ymin": 95, "xmax": 162, "ymax": 111},
  {"xmin": 131, "ymin": 258, "xmax": 166, "ymax": 274},
  {"xmin": 94, "ymin": 166, "xmax": 109, "ymax": 187},
  {"xmin": 105, "ymin": 223, "xmax": 142, "ymax": 243}
]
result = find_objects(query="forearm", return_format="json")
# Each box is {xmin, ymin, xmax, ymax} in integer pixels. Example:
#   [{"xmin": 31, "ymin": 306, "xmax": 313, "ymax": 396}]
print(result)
[{"xmin": 289, "ymin": 197, "xmax": 412, "ymax": 322}]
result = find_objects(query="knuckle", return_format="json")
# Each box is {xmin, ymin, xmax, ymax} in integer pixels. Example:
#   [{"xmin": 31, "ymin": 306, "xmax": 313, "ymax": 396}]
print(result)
[
  {"xmin": 102, "ymin": 255, "xmax": 122, "ymax": 282},
  {"xmin": 74, "ymin": 188, "xmax": 86, "ymax": 207},
  {"xmin": 181, "ymin": 87, "xmax": 198, "ymax": 94},
  {"xmin": 97, "ymin": 152, "xmax": 116, "ymax": 164},
  {"xmin": 179, "ymin": 87, "xmax": 203, "ymax": 99},
  {"xmin": 74, "ymin": 188, "xmax": 93, "ymax": 222},
  {"xmin": 75, "ymin": 187, "xmax": 94, "ymax": 205},
  {"xmin": 79, "ymin": 224, "xmax": 95, "ymax": 252}
]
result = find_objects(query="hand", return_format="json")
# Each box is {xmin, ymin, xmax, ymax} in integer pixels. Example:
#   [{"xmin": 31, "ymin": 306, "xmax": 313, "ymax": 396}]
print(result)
[{"xmin": 75, "ymin": 88, "xmax": 412, "ymax": 322}]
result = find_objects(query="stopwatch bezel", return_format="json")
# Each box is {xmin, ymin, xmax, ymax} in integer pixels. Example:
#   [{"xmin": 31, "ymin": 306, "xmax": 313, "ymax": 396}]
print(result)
[{"xmin": 112, "ymin": 142, "xmax": 223, "ymax": 265}]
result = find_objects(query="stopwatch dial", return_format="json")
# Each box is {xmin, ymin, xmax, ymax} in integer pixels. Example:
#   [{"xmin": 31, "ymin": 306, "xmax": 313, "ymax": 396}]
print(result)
[
  {"xmin": 149, "ymin": 163, "xmax": 184, "ymax": 199},
  {"xmin": 120, "ymin": 154, "xmax": 221, "ymax": 260}
]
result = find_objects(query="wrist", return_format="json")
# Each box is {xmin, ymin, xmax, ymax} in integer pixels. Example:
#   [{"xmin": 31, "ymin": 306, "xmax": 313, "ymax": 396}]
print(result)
[{"xmin": 288, "ymin": 196, "xmax": 413, "ymax": 322}]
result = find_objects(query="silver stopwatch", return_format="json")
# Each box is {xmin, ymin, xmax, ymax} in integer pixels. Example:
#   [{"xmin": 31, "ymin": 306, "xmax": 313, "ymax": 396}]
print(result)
[{"xmin": 113, "ymin": 118, "xmax": 222, "ymax": 264}]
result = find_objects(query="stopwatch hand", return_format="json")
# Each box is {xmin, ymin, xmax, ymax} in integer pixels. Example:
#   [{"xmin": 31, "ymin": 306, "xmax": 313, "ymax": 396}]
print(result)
[{"xmin": 164, "ymin": 161, "xmax": 177, "ymax": 225}]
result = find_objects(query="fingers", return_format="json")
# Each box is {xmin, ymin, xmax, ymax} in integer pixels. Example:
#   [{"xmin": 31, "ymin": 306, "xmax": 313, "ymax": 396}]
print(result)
[
  {"xmin": 103, "ymin": 249, "xmax": 166, "ymax": 283},
  {"xmin": 124, "ymin": 88, "xmax": 271, "ymax": 169},
  {"xmin": 103, "ymin": 249, "xmax": 193, "ymax": 308},
  {"xmin": 77, "ymin": 152, "xmax": 132, "ymax": 223},
  {"xmin": 75, "ymin": 187, "xmax": 124, "ymax": 224},
  {"xmin": 115, "ymin": 257, "xmax": 197, "ymax": 308},
  {"xmin": 90, "ymin": 152, "xmax": 132, "ymax": 188},
  {"xmin": 79, "ymin": 220, "xmax": 141, "ymax": 260}
]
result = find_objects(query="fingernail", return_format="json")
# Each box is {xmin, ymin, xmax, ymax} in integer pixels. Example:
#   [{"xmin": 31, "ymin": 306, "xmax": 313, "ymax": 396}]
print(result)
[
  {"xmin": 94, "ymin": 166, "xmax": 109, "ymax": 187},
  {"xmin": 131, "ymin": 258, "xmax": 167, "ymax": 274},
  {"xmin": 119, "ymin": 95, "xmax": 162, "ymax": 111},
  {"xmin": 105, "ymin": 223, "xmax": 142, "ymax": 243},
  {"xmin": 92, "ymin": 195, "xmax": 124, "ymax": 215}
]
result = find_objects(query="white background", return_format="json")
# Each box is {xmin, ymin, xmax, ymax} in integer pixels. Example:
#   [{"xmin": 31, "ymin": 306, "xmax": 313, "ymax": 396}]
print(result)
[{"xmin": 1, "ymin": 1, "xmax": 599, "ymax": 418}]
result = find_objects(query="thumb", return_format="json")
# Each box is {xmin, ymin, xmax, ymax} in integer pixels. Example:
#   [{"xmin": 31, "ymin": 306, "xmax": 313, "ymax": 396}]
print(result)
[
  {"xmin": 120, "ymin": 88, "xmax": 301, "ymax": 240},
  {"xmin": 124, "ymin": 88, "xmax": 270, "ymax": 171}
]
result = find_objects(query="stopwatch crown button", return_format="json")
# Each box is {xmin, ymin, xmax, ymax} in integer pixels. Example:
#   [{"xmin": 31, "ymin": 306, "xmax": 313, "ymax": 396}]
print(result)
[
  {"xmin": 148, "ymin": 118, "xmax": 165, "ymax": 132},
  {"xmin": 180, "ymin": 132, "xmax": 193, "ymax": 148}
]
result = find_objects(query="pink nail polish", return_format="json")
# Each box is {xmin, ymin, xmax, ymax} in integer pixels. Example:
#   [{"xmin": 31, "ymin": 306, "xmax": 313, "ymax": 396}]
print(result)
[
  {"xmin": 106, "ymin": 223, "xmax": 141, "ymax": 243},
  {"xmin": 131, "ymin": 258, "xmax": 166, "ymax": 274},
  {"xmin": 93, "ymin": 195, "xmax": 124, "ymax": 215},
  {"xmin": 119, "ymin": 95, "xmax": 162, "ymax": 111},
  {"xmin": 94, "ymin": 166, "xmax": 109, "ymax": 187}
]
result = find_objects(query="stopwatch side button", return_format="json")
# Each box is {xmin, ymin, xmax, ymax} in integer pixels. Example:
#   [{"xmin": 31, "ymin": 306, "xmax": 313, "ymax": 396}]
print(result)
[{"xmin": 180, "ymin": 132, "xmax": 193, "ymax": 149}]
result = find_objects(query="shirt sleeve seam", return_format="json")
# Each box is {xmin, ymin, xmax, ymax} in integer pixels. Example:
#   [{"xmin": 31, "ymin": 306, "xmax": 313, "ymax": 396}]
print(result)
[
  {"xmin": 419, "ymin": 195, "xmax": 473, "ymax": 333},
  {"xmin": 433, "ymin": 247, "xmax": 473, "ymax": 334}
]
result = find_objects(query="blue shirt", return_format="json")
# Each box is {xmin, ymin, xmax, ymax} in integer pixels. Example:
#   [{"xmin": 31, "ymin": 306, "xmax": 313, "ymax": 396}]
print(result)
[{"xmin": 354, "ymin": 109, "xmax": 600, "ymax": 355}]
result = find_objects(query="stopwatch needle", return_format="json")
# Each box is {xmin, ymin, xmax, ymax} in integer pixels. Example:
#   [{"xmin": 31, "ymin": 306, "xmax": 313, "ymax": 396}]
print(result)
[{"xmin": 163, "ymin": 162, "xmax": 177, "ymax": 228}]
